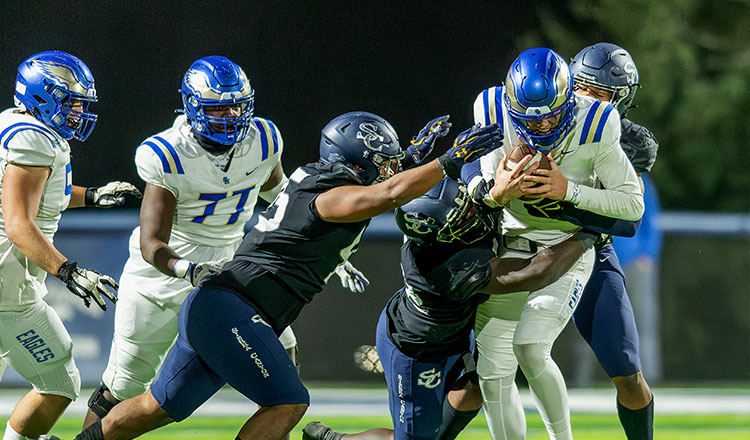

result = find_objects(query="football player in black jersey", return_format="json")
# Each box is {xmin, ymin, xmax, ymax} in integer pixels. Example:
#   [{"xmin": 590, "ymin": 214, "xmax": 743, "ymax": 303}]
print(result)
[
  {"xmin": 71, "ymin": 111, "xmax": 503, "ymax": 440},
  {"xmin": 303, "ymin": 178, "xmax": 598, "ymax": 440}
]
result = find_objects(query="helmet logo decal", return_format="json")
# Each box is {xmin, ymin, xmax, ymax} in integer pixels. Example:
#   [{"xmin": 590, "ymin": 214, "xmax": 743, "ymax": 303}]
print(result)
[
  {"xmin": 356, "ymin": 122, "xmax": 386, "ymax": 151},
  {"xmin": 402, "ymin": 212, "xmax": 434, "ymax": 235},
  {"xmin": 34, "ymin": 60, "xmax": 94, "ymax": 97},
  {"xmin": 623, "ymin": 61, "xmax": 637, "ymax": 83}
]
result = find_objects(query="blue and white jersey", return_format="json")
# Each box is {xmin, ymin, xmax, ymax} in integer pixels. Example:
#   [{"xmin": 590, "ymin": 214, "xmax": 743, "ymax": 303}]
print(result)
[
  {"xmin": 0, "ymin": 108, "xmax": 71, "ymax": 238},
  {"xmin": 472, "ymin": 87, "xmax": 643, "ymax": 245},
  {"xmin": 0, "ymin": 108, "xmax": 72, "ymax": 306},
  {"xmin": 120, "ymin": 115, "xmax": 283, "ymax": 305}
]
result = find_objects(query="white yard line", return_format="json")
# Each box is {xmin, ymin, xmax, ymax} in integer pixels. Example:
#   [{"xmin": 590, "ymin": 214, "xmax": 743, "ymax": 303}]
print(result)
[{"xmin": 0, "ymin": 387, "xmax": 747, "ymax": 417}]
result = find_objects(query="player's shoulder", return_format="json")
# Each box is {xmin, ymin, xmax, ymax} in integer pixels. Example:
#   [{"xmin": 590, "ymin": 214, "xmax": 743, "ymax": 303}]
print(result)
[
  {"xmin": 0, "ymin": 108, "xmax": 65, "ymax": 161},
  {"xmin": 135, "ymin": 119, "xmax": 187, "ymax": 176},
  {"xmin": 250, "ymin": 116, "xmax": 282, "ymax": 159},
  {"xmin": 573, "ymin": 93, "xmax": 620, "ymax": 145},
  {"xmin": 473, "ymin": 86, "xmax": 505, "ymax": 127}
]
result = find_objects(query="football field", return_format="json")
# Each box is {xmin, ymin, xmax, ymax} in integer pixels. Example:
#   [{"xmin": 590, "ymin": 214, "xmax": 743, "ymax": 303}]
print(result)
[{"xmin": 1, "ymin": 386, "xmax": 748, "ymax": 439}]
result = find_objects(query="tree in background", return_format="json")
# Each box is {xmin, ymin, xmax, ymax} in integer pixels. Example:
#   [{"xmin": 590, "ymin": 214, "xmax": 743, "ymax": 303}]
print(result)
[{"xmin": 520, "ymin": 0, "xmax": 750, "ymax": 211}]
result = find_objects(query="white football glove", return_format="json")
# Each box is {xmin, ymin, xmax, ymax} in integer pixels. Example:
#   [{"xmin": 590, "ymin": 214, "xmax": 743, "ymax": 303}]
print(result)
[
  {"xmin": 173, "ymin": 259, "xmax": 225, "ymax": 287},
  {"xmin": 85, "ymin": 181, "xmax": 143, "ymax": 208},
  {"xmin": 56, "ymin": 261, "xmax": 118, "ymax": 311},
  {"xmin": 334, "ymin": 261, "xmax": 370, "ymax": 293}
]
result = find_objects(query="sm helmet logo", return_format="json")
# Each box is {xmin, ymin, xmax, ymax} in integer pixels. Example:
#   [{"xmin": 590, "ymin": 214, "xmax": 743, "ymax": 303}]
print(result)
[{"xmin": 356, "ymin": 123, "xmax": 387, "ymax": 151}]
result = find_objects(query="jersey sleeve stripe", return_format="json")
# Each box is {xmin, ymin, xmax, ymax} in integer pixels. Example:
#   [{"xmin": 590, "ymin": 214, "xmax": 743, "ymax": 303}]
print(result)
[
  {"xmin": 494, "ymin": 87, "xmax": 505, "ymax": 132},
  {"xmin": 0, "ymin": 123, "xmax": 61, "ymax": 150},
  {"xmin": 142, "ymin": 140, "xmax": 177, "ymax": 174},
  {"xmin": 591, "ymin": 104, "xmax": 615, "ymax": 143},
  {"xmin": 252, "ymin": 118, "xmax": 270, "ymax": 161},
  {"xmin": 579, "ymin": 100, "xmax": 602, "ymax": 144},
  {"xmin": 267, "ymin": 120, "xmax": 280, "ymax": 154},
  {"xmin": 482, "ymin": 89, "xmax": 491, "ymax": 126},
  {"xmin": 153, "ymin": 135, "xmax": 185, "ymax": 174}
]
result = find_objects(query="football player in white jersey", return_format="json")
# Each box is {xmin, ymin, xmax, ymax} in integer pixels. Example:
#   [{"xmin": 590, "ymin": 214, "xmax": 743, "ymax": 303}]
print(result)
[
  {"xmin": 459, "ymin": 47, "xmax": 644, "ymax": 440},
  {"xmin": 81, "ymin": 56, "xmax": 367, "ymax": 429},
  {"xmin": 0, "ymin": 51, "xmax": 140, "ymax": 440}
]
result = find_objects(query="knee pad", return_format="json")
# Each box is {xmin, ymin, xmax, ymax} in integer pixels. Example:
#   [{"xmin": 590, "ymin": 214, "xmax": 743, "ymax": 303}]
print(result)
[
  {"xmin": 514, "ymin": 342, "xmax": 551, "ymax": 378},
  {"xmin": 88, "ymin": 381, "xmax": 118, "ymax": 419}
]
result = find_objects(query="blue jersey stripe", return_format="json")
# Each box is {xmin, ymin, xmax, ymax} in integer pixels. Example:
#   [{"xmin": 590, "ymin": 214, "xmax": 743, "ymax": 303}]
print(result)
[
  {"xmin": 1, "ymin": 123, "xmax": 61, "ymax": 150},
  {"xmin": 153, "ymin": 136, "xmax": 185, "ymax": 174},
  {"xmin": 592, "ymin": 104, "xmax": 615, "ymax": 143},
  {"xmin": 253, "ymin": 119, "xmax": 270, "ymax": 161},
  {"xmin": 482, "ymin": 89, "xmax": 490, "ymax": 126},
  {"xmin": 142, "ymin": 141, "xmax": 172, "ymax": 173},
  {"xmin": 494, "ymin": 87, "xmax": 504, "ymax": 132},
  {"xmin": 579, "ymin": 100, "xmax": 601, "ymax": 145},
  {"xmin": 267, "ymin": 121, "xmax": 279, "ymax": 155}
]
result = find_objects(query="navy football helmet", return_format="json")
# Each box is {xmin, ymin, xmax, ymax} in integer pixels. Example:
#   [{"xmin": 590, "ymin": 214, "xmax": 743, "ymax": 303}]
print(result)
[
  {"xmin": 180, "ymin": 56, "xmax": 254, "ymax": 151},
  {"xmin": 14, "ymin": 51, "xmax": 98, "ymax": 141},
  {"xmin": 569, "ymin": 42, "xmax": 640, "ymax": 116},
  {"xmin": 319, "ymin": 111, "xmax": 404, "ymax": 185},
  {"xmin": 504, "ymin": 48, "xmax": 575, "ymax": 151},
  {"xmin": 395, "ymin": 178, "xmax": 493, "ymax": 245}
]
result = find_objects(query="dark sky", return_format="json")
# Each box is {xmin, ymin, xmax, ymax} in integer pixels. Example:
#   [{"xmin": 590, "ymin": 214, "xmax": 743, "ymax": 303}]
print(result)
[{"xmin": 1, "ymin": 1, "xmax": 550, "ymax": 198}]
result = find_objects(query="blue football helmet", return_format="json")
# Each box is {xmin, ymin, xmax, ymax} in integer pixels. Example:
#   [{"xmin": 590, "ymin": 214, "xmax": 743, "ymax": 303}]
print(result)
[
  {"xmin": 14, "ymin": 51, "xmax": 98, "ymax": 141},
  {"xmin": 319, "ymin": 111, "xmax": 404, "ymax": 185},
  {"xmin": 504, "ymin": 48, "xmax": 575, "ymax": 151},
  {"xmin": 180, "ymin": 56, "xmax": 254, "ymax": 151},
  {"xmin": 569, "ymin": 42, "xmax": 640, "ymax": 116},
  {"xmin": 395, "ymin": 178, "xmax": 493, "ymax": 245}
]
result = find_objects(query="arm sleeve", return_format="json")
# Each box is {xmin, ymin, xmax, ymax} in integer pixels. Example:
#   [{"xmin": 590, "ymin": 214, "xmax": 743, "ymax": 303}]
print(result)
[
  {"xmin": 563, "ymin": 111, "xmax": 644, "ymax": 220},
  {"xmin": 559, "ymin": 204, "xmax": 641, "ymax": 237},
  {"xmin": 4, "ymin": 129, "xmax": 57, "ymax": 167}
]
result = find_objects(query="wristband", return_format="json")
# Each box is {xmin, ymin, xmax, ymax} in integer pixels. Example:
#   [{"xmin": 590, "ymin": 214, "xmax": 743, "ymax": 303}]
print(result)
[
  {"xmin": 85, "ymin": 187, "xmax": 97, "ymax": 206},
  {"xmin": 173, "ymin": 259, "xmax": 192, "ymax": 278},
  {"xmin": 437, "ymin": 155, "xmax": 460, "ymax": 180}
]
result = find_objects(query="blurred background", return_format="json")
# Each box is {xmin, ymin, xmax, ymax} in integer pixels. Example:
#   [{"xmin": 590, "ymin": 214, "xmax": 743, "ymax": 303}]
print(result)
[{"xmin": 0, "ymin": 0, "xmax": 748, "ymax": 389}]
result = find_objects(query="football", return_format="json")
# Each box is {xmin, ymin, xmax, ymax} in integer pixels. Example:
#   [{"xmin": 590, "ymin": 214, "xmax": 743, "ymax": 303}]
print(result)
[{"xmin": 504, "ymin": 143, "xmax": 551, "ymax": 203}]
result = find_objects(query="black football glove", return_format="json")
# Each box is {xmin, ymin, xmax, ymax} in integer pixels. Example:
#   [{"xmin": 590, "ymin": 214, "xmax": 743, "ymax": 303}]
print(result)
[
  {"xmin": 438, "ymin": 123, "xmax": 503, "ymax": 179},
  {"xmin": 56, "ymin": 261, "xmax": 118, "ymax": 311},
  {"xmin": 85, "ymin": 181, "xmax": 143, "ymax": 208},
  {"xmin": 470, "ymin": 178, "xmax": 504, "ymax": 213},
  {"xmin": 620, "ymin": 119, "xmax": 658, "ymax": 173},
  {"xmin": 407, "ymin": 115, "xmax": 452, "ymax": 165}
]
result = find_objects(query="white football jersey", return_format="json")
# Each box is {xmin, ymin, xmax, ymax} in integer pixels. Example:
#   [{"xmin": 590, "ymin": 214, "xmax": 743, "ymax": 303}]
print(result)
[
  {"xmin": 120, "ymin": 115, "xmax": 283, "ymax": 304},
  {"xmin": 0, "ymin": 108, "xmax": 72, "ymax": 306},
  {"xmin": 473, "ymin": 87, "xmax": 643, "ymax": 245}
]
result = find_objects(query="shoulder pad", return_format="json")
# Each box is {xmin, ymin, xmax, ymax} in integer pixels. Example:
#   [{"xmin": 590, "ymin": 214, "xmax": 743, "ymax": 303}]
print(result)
[
  {"xmin": 473, "ymin": 87, "xmax": 505, "ymax": 130},
  {"xmin": 252, "ymin": 117, "xmax": 281, "ymax": 161},
  {"xmin": 620, "ymin": 119, "xmax": 659, "ymax": 173},
  {"xmin": 578, "ymin": 99, "xmax": 618, "ymax": 145},
  {"xmin": 1, "ymin": 123, "xmax": 62, "ymax": 166},
  {"xmin": 138, "ymin": 135, "xmax": 185, "ymax": 175}
]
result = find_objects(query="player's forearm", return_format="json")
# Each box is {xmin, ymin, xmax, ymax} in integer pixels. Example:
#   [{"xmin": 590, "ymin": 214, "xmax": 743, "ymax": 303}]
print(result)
[
  {"xmin": 68, "ymin": 185, "xmax": 88, "ymax": 208},
  {"xmin": 565, "ymin": 183, "xmax": 644, "ymax": 220},
  {"xmin": 484, "ymin": 237, "xmax": 582, "ymax": 294},
  {"xmin": 141, "ymin": 239, "xmax": 183, "ymax": 277},
  {"xmin": 561, "ymin": 205, "xmax": 642, "ymax": 237},
  {"xmin": 5, "ymin": 219, "xmax": 67, "ymax": 275}
]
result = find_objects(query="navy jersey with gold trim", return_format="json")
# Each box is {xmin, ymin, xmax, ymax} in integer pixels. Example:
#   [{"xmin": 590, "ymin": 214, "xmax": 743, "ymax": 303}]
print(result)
[
  {"xmin": 210, "ymin": 161, "xmax": 369, "ymax": 330},
  {"xmin": 386, "ymin": 239, "xmax": 494, "ymax": 359}
]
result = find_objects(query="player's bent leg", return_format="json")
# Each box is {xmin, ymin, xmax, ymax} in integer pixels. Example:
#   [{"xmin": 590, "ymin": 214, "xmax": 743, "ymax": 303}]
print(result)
[
  {"xmin": 0, "ymin": 301, "xmax": 81, "ymax": 438},
  {"xmin": 613, "ymin": 371, "xmax": 653, "ymax": 440},
  {"xmin": 5, "ymin": 392, "xmax": 71, "ymax": 439},
  {"xmin": 438, "ymin": 372, "xmax": 482, "ymax": 440}
]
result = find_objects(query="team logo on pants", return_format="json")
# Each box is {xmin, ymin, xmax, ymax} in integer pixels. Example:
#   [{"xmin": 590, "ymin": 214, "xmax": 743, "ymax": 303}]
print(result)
[{"xmin": 417, "ymin": 368, "xmax": 441, "ymax": 389}]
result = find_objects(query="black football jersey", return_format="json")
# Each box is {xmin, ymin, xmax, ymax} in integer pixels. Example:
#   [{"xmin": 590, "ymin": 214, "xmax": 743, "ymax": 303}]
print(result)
[
  {"xmin": 386, "ymin": 238, "xmax": 494, "ymax": 359},
  {"xmin": 209, "ymin": 161, "xmax": 369, "ymax": 331}
]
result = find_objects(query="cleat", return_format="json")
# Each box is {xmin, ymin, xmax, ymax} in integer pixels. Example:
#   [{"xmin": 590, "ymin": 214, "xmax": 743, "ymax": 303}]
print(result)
[{"xmin": 302, "ymin": 421, "xmax": 344, "ymax": 440}]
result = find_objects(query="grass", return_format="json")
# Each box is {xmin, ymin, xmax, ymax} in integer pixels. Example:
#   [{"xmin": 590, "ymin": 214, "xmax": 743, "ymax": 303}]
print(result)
[{"xmin": 4, "ymin": 413, "xmax": 749, "ymax": 439}]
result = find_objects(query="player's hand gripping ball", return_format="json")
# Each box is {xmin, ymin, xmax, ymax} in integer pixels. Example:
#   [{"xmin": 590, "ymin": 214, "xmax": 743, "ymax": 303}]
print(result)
[{"xmin": 504, "ymin": 143, "xmax": 552, "ymax": 205}]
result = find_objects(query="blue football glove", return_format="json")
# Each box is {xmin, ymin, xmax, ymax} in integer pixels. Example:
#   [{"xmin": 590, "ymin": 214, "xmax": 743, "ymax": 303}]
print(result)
[
  {"xmin": 335, "ymin": 261, "xmax": 370, "ymax": 293},
  {"xmin": 438, "ymin": 123, "xmax": 503, "ymax": 179},
  {"xmin": 407, "ymin": 115, "xmax": 452, "ymax": 164}
]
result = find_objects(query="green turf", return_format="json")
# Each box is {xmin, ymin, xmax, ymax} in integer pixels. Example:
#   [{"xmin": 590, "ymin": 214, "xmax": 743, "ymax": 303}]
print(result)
[{"xmin": 4, "ymin": 413, "xmax": 748, "ymax": 439}]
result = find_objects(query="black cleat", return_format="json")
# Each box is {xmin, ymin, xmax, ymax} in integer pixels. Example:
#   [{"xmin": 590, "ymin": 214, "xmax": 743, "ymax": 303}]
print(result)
[{"xmin": 302, "ymin": 421, "xmax": 344, "ymax": 440}]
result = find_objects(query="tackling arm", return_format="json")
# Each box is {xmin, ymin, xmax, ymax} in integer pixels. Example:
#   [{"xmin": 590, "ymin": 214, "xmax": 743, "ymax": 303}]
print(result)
[
  {"xmin": 258, "ymin": 161, "xmax": 288, "ymax": 203},
  {"xmin": 478, "ymin": 233, "xmax": 591, "ymax": 295}
]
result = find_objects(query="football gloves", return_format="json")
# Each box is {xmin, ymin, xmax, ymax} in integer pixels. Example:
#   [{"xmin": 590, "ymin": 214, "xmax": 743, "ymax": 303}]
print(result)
[
  {"xmin": 56, "ymin": 261, "xmax": 118, "ymax": 311},
  {"xmin": 85, "ymin": 181, "xmax": 142, "ymax": 208},
  {"xmin": 334, "ymin": 261, "xmax": 370, "ymax": 293},
  {"xmin": 173, "ymin": 259, "xmax": 224, "ymax": 287},
  {"xmin": 438, "ymin": 123, "xmax": 503, "ymax": 179},
  {"xmin": 407, "ymin": 115, "xmax": 452, "ymax": 164}
]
